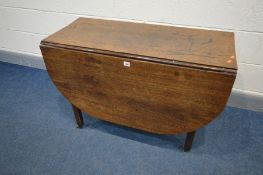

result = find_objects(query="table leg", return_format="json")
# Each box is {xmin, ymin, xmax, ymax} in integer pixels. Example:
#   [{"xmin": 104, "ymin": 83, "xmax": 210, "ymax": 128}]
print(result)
[
  {"xmin": 184, "ymin": 131, "xmax": 196, "ymax": 152},
  {"xmin": 71, "ymin": 104, "xmax": 84, "ymax": 128}
]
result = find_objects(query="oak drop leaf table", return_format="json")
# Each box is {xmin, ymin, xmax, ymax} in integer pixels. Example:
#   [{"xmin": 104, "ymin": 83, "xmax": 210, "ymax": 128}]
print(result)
[{"xmin": 40, "ymin": 18, "xmax": 237, "ymax": 151}]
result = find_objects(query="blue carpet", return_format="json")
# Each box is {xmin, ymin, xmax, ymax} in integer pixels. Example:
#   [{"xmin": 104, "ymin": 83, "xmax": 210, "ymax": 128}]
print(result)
[{"xmin": 0, "ymin": 61, "xmax": 262, "ymax": 175}]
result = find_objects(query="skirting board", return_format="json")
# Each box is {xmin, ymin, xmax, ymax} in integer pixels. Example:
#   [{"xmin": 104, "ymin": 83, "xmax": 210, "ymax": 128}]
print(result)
[
  {"xmin": 228, "ymin": 90, "xmax": 263, "ymax": 112},
  {"xmin": 0, "ymin": 49, "xmax": 262, "ymax": 112},
  {"xmin": 0, "ymin": 49, "xmax": 46, "ymax": 69}
]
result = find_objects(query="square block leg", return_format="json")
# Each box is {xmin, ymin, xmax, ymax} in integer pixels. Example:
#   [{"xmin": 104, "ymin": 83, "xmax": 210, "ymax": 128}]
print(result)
[{"xmin": 184, "ymin": 131, "xmax": 196, "ymax": 152}]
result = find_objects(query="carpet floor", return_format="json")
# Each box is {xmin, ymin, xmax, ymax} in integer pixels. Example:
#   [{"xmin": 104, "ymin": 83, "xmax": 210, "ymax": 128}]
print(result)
[{"xmin": 0, "ymin": 61, "xmax": 262, "ymax": 175}]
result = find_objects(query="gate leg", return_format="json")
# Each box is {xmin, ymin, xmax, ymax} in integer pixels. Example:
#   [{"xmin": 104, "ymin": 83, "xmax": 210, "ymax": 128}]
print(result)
[
  {"xmin": 71, "ymin": 104, "xmax": 84, "ymax": 128},
  {"xmin": 184, "ymin": 131, "xmax": 196, "ymax": 152}
]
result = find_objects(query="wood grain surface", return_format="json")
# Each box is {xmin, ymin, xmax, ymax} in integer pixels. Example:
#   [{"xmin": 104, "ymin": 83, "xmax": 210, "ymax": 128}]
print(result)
[
  {"xmin": 41, "ymin": 18, "xmax": 237, "ymax": 72},
  {"xmin": 40, "ymin": 45, "xmax": 236, "ymax": 134}
]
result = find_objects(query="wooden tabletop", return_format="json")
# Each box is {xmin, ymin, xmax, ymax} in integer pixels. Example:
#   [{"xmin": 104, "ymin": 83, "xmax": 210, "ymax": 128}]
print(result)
[{"xmin": 42, "ymin": 17, "xmax": 237, "ymax": 72}]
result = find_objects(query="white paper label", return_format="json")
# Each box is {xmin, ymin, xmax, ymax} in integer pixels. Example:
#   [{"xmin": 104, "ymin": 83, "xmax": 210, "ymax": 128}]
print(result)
[{"xmin": 123, "ymin": 61, "xmax": 130, "ymax": 67}]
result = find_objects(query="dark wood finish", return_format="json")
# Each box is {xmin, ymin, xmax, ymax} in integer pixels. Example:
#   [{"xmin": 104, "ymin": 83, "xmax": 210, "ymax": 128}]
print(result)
[
  {"xmin": 40, "ymin": 45, "xmax": 236, "ymax": 134},
  {"xmin": 42, "ymin": 17, "xmax": 237, "ymax": 72},
  {"xmin": 72, "ymin": 104, "xmax": 83, "ymax": 128},
  {"xmin": 184, "ymin": 131, "xmax": 196, "ymax": 152},
  {"xmin": 40, "ymin": 17, "xmax": 237, "ymax": 150}
]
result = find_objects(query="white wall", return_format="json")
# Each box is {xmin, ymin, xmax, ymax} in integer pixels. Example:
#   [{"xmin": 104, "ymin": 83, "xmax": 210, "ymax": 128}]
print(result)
[{"xmin": 0, "ymin": 0, "xmax": 263, "ymax": 96}]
